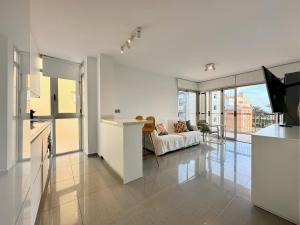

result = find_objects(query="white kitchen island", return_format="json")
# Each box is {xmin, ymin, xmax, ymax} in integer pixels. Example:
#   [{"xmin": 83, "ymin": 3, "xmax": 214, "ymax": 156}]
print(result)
[
  {"xmin": 100, "ymin": 119, "xmax": 147, "ymax": 184},
  {"xmin": 252, "ymin": 124, "xmax": 299, "ymax": 224}
]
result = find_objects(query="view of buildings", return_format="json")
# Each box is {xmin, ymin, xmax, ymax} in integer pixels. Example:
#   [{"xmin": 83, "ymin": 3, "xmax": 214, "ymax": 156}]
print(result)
[
  {"xmin": 178, "ymin": 91, "xmax": 197, "ymax": 125},
  {"xmin": 179, "ymin": 84, "xmax": 276, "ymax": 143},
  {"xmin": 224, "ymin": 92, "xmax": 253, "ymax": 133}
]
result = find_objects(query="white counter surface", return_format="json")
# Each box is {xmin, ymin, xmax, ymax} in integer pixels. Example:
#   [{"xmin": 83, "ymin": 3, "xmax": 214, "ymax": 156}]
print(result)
[
  {"xmin": 101, "ymin": 118, "xmax": 148, "ymax": 126},
  {"xmin": 252, "ymin": 124, "xmax": 299, "ymax": 140}
]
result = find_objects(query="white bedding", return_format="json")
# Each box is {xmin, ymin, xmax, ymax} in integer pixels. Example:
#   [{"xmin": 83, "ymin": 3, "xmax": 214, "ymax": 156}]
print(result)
[
  {"xmin": 152, "ymin": 133, "xmax": 185, "ymax": 155},
  {"xmin": 178, "ymin": 131, "xmax": 201, "ymax": 147}
]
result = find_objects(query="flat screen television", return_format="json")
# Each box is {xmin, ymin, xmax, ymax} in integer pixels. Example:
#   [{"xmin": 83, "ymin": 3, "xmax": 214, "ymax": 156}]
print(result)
[{"xmin": 262, "ymin": 66, "xmax": 288, "ymax": 113}]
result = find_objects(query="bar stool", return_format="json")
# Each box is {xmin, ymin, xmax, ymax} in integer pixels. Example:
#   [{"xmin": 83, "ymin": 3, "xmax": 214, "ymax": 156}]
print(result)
[
  {"xmin": 144, "ymin": 116, "xmax": 159, "ymax": 167},
  {"xmin": 135, "ymin": 115, "xmax": 147, "ymax": 159}
]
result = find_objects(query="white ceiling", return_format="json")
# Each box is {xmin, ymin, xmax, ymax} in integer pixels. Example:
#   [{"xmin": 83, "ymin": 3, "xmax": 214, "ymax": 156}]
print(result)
[{"xmin": 31, "ymin": 0, "xmax": 300, "ymax": 82}]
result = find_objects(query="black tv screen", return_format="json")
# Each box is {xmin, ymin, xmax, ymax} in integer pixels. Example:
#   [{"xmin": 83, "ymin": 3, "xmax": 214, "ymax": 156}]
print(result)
[{"xmin": 262, "ymin": 66, "xmax": 287, "ymax": 113}]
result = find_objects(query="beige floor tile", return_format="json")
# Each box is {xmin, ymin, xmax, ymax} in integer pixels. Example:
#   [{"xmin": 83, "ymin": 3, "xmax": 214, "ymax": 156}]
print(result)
[
  {"xmin": 36, "ymin": 200, "xmax": 83, "ymax": 225},
  {"xmin": 37, "ymin": 141, "xmax": 292, "ymax": 225}
]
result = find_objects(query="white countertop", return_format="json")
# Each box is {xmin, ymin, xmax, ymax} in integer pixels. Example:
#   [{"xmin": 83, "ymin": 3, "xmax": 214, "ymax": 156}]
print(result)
[
  {"xmin": 101, "ymin": 118, "xmax": 148, "ymax": 126},
  {"xmin": 30, "ymin": 121, "xmax": 51, "ymax": 142},
  {"xmin": 252, "ymin": 124, "xmax": 299, "ymax": 140}
]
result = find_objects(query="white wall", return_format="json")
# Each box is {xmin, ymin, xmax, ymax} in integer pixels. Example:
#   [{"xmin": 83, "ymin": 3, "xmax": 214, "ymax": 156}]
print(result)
[
  {"xmin": 114, "ymin": 64, "xmax": 178, "ymax": 119},
  {"xmin": 99, "ymin": 54, "xmax": 178, "ymax": 120},
  {"xmin": 99, "ymin": 55, "xmax": 115, "ymax": 117},
  {"xmin": 6, "ymin": 37, "xmax": 16, "ymax": 170},
  {"xmin": 83, "ymin": 56, "xmax": 98, "ymax": 155},
  {"xmin": 98, "ymin": 54, "xmax": 179, "ymax": 155},
  {"xmin": 0, "ymin": 35, "xmax": 9, "ymax": 172},
  {"xmin": 0, "ymin": 35, "xmax": 19, "ymax": 171}
]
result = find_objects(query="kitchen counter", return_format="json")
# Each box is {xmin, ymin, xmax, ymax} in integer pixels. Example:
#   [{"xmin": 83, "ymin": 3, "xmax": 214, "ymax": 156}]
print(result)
[
  {"xmin": 100, "ymin": 118, "xmax": 146, "ymax": 183},
  {"xmin": 101, "ymin": 118, "xmax": 148, "ymax": 126},
  {"xmin": 252, "ymin": 124, "xmax": 299, "ymax": 224},
  {"xmin": 252, "ymin": 124, "xmax": 299, "ymax": 140}
]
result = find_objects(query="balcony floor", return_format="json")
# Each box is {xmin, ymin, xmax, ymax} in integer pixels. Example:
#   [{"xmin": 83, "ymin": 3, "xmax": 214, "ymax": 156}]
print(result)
[{"xmin": 226, "ymin": 132, "xmax": 252, "ymax": 143}]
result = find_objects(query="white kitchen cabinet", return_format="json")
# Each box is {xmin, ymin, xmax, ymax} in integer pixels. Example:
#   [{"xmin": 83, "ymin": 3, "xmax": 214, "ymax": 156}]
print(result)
[
  {"xmin": 30, "ymin": 167, "xmax": 42, "ymax": 223},
  {"xmin": 30, "ymin": 134, "xmax": 43, "ymax": 185},
  {"xmin": 29, "ymin": 122, "xmax": 51, "ymax": 224}
]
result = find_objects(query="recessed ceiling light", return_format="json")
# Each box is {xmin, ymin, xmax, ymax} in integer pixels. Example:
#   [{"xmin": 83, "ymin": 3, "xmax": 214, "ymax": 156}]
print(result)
[{"xmin": 205, "ymin": 63, "xmax": 216, "ymax": 71}]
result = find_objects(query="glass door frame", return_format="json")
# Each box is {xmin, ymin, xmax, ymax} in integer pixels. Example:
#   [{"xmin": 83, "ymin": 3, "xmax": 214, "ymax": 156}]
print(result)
[
  {"xmin": 222, "ymin": 87, "xmax": 237, "ymax": 140},
  {"xmin": 50, "ymin": 77, "xmax": 82, "ymax": 156},
  {"xmin": 202, "ymin": 88, "xmax": 237, "ymax": 140}
]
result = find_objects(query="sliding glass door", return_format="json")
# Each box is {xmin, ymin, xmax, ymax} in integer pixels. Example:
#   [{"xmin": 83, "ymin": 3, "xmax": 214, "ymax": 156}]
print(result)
[
  {"xmin": 52, "ymin": 78, "xmax": 81, "ymax": 154},
  {"xmin": 210, "ymin": 90, "xmax": 222, "ymax": 126},
  {"xmin": 223, "ymin": 88, "xmax": 236, "ymax": 140},
  {"xmin": 178, "ymin": 90, "xmax": 198, "ymax": 125},
  {"xmin": 200, "ymin": 84, "xmax": 277, "ymax": 143}
]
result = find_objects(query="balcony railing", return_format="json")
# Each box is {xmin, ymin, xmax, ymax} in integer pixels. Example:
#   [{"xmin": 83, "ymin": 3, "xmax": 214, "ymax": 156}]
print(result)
[{"xmin": 252, "ymin": 113, "xmax": 277, "ymax": 132}]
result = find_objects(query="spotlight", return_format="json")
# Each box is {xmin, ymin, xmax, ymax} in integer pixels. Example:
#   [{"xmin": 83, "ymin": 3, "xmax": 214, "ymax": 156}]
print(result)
[
  {"xmin": 137, "ymin": 27, "xmax": 141, "ymax": 38},
  {"xmin": 119, "ymin": 27, "xmax": 142, "ymax": 54},
  {"xmin": 126, "ymin": 41, "xmax": 131, "ymax": 49},
  {"xmin": 205, "ymin": 63, "xmax": 216, "ymax": 71}
]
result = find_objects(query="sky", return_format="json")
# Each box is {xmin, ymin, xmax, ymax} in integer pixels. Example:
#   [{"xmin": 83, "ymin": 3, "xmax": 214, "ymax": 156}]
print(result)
[{"xmin": 237, "ymin": 84, "xmax": 272, "ymax": 113}]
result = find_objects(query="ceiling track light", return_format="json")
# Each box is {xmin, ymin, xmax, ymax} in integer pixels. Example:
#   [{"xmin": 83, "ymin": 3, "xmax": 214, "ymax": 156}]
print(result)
[
  {"xmin": 126, "ymin": 41, "xmax": 131, "ymax": 48},
  {"xmin": 205, "ymin": 63, "xmax": 216, "ymax": 71},
  {"xmin": 120, "ymin": 27, "xmax": 142, "ymax": 54}
]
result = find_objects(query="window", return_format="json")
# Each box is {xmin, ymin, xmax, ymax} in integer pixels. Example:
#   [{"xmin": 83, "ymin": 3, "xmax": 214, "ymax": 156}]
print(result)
[
  {"xmin": 178, "ymin": 91, "xmax": 197, "ymax": 125},
  {"xmin": 30, "ymin": 75, "xmax": 51, "ymax": 116}
]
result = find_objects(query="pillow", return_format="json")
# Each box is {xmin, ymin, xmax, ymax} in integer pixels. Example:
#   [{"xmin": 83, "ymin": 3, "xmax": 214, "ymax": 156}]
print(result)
[
  {"xmin": 158, "ymin": 131, "xmax": 168, "ymax": 136},
  {"xmin": 174, "ymin": 121, "xmax": 188, "ymax": 133},
  {"xmin": 186, "ymin": 120, "xmax": 193, "ymax": 131},
  {"xmin": 156, "ymin": 123, "xmax": 168, "ymax": 135}
]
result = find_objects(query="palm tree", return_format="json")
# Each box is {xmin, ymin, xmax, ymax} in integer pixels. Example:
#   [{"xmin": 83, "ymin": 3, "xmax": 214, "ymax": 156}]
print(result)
[{"xmin": 252, "ymin": 106, "xmax": 265, "ymax": 129}]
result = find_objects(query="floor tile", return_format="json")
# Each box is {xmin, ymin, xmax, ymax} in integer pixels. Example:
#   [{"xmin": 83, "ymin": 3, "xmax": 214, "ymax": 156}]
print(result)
[{"xmin": 36, "ymin": 141, "xmax": 293, "ymax": 225}]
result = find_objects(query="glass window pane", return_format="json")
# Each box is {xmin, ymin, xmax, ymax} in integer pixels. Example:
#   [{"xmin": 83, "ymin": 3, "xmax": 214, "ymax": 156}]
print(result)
[
  {"xmin": 178, "ymin": 91, "xmax": 197, "ymax": 125},
  {"xmin": 22, "ymin": 120, "xmax": 30, "ymax": 159},
  {"xmin": 30, "ymin": 75, "xmax": 51, "ymax": 116},
  {"xmin": 187, "ymin": 92, "xmax": 197, "ymax": 125},
  {"xmin": 211, "ymin": 91, "xmax": 221, "ymax": 125},
  {"xmin": 56, "ymin": 119, "xmax": 79, "ymax": 154},
  {"xmin": 178, "ymin": 91, "xmax": 187, "ymax": 120},
  {"xmin": 58, "ymin": 78, "xmax": 77, "ymax": 113},
  {"xmin": 13, "ymin": 65, "xmax": 17, "ymax": 116},
  {"xmin": 236, "ymin": 84, "xmax": 276, "ymax": 143},
  {"xmin": 224, "ymin": 89, "xmax": 235, "ymax": 139}
]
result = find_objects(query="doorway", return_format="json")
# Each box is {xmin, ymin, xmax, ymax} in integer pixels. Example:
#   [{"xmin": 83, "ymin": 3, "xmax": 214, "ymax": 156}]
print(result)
[{"xmin": 31, "ymin": 76, "xmax": 82, "ymax": 155}]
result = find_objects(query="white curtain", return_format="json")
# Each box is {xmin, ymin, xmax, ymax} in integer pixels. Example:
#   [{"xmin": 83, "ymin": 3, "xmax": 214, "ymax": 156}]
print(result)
[{"xmin": 177, "ymin": 78, "xmax": 198, "ymax": 91}]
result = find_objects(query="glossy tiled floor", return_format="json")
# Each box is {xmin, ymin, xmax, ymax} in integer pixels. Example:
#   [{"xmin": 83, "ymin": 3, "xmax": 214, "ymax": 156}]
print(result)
[{"xmin": 36, "ymin": 141, "xmax": 294, "ymax": 225}]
